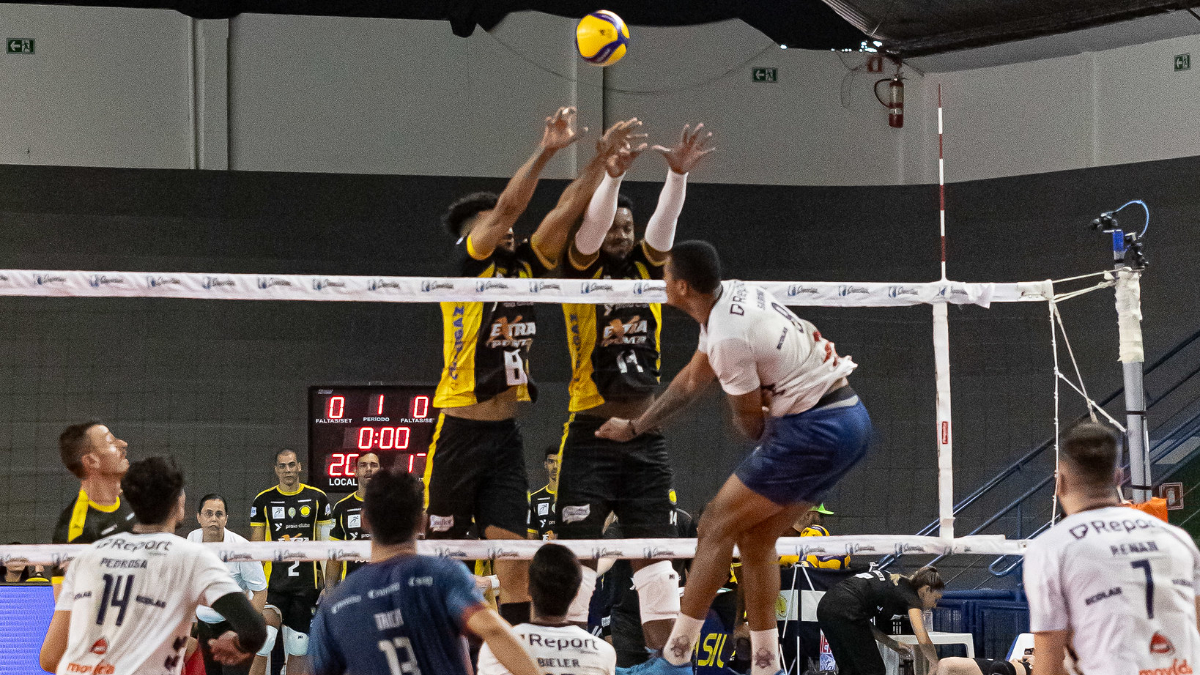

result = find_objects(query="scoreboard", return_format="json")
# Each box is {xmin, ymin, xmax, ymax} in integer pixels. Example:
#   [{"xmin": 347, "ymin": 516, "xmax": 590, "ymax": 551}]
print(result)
[{"xmin": 308, "ymin": 385, "xmax": 438, "ymax": 491}]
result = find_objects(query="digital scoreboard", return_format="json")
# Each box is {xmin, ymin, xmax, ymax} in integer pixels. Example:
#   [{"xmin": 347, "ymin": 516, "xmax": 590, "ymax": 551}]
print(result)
[{"xmin": 308, "ymin": 385, "xmax": 438, "ymax": 492}]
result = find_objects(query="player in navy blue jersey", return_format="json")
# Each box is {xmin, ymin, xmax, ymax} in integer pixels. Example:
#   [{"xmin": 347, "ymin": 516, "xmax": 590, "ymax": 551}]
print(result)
[{"xmin": 310, "ymin": 467, "xmax": 546, "ymax": 675}]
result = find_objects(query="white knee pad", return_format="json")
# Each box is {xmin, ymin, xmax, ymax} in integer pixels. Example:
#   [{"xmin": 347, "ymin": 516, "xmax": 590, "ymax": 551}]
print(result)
[
  {"xmin": 566, "ymin": 566, "xmax": 599, "ymax": 623},
  {"xmin": 282, "ymin": 626, "xmax": 309, "ymax": 656},
  {"xmin": 256, "ymin": 625, "xmax": 278, "ymax": 657},
  {"xmin": 632, "ymin": 560, "xmax": 681, "ymax": 622}
]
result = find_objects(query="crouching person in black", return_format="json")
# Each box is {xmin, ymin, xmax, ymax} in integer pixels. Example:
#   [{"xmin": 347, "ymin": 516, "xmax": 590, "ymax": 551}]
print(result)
[{"xmin": 816, "ymin": 566, "xmax": 944, "ymax": 675}]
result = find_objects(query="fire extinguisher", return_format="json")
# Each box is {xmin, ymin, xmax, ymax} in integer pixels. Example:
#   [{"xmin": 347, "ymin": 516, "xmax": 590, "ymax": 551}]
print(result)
[{"xmin": 874, "ymin": 75, "xmax": 904, "ymax": 128}]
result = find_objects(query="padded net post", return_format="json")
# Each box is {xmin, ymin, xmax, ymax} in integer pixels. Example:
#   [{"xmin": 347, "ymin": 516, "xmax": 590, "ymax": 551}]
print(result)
[
  {"xmin": 932, "ymin": 302, "xmax": 954, "ymax": 538},
  {"xmin": 1116, "ymin": 270, "xmax": 1151, "ymax": 502}
]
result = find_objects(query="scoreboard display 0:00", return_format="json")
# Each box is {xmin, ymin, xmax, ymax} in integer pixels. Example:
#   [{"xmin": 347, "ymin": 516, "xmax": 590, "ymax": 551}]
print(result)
[{"xmin": 308, "ymin": 385, "xmax": 438, "ymax": 491}]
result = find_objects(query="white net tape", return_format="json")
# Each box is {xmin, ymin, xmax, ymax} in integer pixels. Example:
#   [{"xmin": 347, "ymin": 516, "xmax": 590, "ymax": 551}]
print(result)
[
  {"xmin": 0, "ymin": 270, "xmax": 1054, "ymax": 307},
  {"xmin": 0, "ymin": 535, "xmax": 1026, "ymax": 567}
]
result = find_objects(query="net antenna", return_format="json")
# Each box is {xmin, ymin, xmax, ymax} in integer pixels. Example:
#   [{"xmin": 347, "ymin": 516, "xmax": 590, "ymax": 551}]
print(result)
[{"xmin": 933, "ymin": 84, "xmax": 954, "ymax": 537}]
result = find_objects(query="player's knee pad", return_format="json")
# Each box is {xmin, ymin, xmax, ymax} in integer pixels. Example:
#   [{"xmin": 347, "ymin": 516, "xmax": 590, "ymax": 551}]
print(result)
[
  {"xmin": 282, "ymin": 626, "xmax": 309, "ymax": 656},
  {"xmin": 256, "ymin": 625, "xmax": 278, "ymax": 657},
  {"xmin": 566, "ymin": 565, "xmax": 598, "ymax": 623},
  {"xmin": 632, "ymin": 560, "xmax": 680, "ymax": 622}
]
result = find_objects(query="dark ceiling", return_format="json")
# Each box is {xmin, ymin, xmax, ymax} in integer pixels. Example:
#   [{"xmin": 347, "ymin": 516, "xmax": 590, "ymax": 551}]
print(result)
[{"xmin": 8, "ymin": 0, "xmax": 1200, "ymax": 56}]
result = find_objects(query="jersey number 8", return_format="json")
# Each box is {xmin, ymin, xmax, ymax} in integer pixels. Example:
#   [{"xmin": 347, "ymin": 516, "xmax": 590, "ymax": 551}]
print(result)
[{"xmin": 503, "ymin": 349, "xmax": 528, "ymax": 386}]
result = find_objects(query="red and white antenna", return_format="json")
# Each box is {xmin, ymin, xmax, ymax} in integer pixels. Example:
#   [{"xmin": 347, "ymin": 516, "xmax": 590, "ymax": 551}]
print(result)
[{"xmin": 938, "ymin": 84, "xmax": 947, "ymax": 282}]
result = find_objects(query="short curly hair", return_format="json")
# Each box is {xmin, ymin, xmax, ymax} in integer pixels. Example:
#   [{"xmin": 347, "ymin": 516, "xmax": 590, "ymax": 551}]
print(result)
[{"xmin": 442, "ymin": 192, "xmax": 499, "ymax": 238}]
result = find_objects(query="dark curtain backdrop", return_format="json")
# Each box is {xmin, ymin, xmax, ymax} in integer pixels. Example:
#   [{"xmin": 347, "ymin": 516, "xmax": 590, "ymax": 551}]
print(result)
[{"xmin": 0, "ymin": 157, "xmax": 1196, "ymax": 576}]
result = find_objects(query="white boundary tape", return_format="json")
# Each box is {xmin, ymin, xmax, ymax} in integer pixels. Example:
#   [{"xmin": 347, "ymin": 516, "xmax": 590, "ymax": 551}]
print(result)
[
  {"xmin": 0, "ymin": 271, "xmax": 1054, "ymax": 307},
  {"xmin": 0, "ymin": 535, "xmax": 1026, "ymax": 567}
]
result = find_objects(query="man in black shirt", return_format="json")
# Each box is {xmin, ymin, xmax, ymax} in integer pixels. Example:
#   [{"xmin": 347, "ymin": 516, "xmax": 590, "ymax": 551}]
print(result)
[
  {"xmin": 816, "ymin": 566, "xmax": 944, "ymax": 674},
  {"xmin": 249, "ymin": 449, "xmax": 332, "ymax": 674},
  {"xmin": 527, "ymin": 446, "xmax": 559, "ymax": 540},
  {"xmin": 51, "ymin": 421, "xmax": 136, "ymax": 587},
  {"xmin": 326, "ymin": 452, "xmax": 379, "ymax": 586}
]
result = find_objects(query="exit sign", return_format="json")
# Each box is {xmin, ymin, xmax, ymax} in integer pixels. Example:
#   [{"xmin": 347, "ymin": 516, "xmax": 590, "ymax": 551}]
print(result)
[
  {"xmin": 1175, "ymin": 53, "xmax": 1190, "ymax": 71},
  {"xmin": 6, "ymin": 38, "xmax": 33, "ymax": 54},
  {"xmin": 752, "ymin": 67, "xmax": 778, "ymax": 83}
]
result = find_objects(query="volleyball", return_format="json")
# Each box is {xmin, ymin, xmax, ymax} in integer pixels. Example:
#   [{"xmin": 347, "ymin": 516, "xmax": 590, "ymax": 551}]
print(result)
[{"xmin": 576, "ymin": 10, "xmax": 629, "ymax": 66}]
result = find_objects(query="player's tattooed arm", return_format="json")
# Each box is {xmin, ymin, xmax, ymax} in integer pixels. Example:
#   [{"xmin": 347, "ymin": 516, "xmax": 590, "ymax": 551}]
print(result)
[{"xmin": 597, "ymin": 349, "xmax": 715, "ymax": 442}]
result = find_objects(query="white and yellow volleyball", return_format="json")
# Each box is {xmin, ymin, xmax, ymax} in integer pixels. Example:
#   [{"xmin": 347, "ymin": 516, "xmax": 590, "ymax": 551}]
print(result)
[{"xmin": 576, "ymin": 10, "xmax": 629, "ymax": 66}]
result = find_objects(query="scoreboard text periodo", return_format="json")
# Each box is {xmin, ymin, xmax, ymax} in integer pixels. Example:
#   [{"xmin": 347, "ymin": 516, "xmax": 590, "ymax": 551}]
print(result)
[{"xmin": 308, "ymin": 385, "xmax": 438, "ymax": 491}]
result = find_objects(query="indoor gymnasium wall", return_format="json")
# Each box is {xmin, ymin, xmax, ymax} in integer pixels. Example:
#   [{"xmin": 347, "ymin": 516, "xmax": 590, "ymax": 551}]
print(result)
[{"xmin": 0, "ymin": 155, "xmax": 1197, "ymax": 552}]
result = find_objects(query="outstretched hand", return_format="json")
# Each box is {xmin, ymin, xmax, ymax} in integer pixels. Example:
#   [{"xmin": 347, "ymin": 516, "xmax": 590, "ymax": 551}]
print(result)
[
  {"xmin": 596, "ymin": 417, "xmax": 638, "ymax": 442},
  {"xmin": 596, "ymin": 117, "xmax": 646, "ymax": 159},
  {"xmin": 654, "ymin": 123, "xmax": 715, "ymax": 174},
  {"xmin": 606, "ymin": 142, "xmax": 649, "ymax": 177},
  {"xmin": 208, "ymin": 631, "xmax": 254, "ymax": 665},
  {"xmin": 541, "ymin": 106, "xmax": 586, "ymax": 151}
]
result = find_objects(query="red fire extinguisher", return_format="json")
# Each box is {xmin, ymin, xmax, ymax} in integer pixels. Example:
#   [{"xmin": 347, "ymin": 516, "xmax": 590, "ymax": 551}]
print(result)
[{"xmin": 874, "ymin": 75, "xmax": 904, "ymax": 128}]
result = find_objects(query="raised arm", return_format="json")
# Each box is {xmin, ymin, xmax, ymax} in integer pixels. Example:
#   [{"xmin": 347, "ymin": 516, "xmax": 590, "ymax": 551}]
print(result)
[
  {"xmin": 530, "ymin": 118, "xmax": 644, "ymax": 266},
  {"xmin": 596, "ymin": 349, "xmax": 716, "ymax": 442},
  {"xmin": 467, "ymin": 606, "xmax": 546, "ymax": 675},
  {"xmin": 470, "ymin": 106, "xmax": 585, "ymax": 259},
  {"xmin": 571, "ymin": 143, "xmax": 647, "ymax": 266},
  {"xmin": 643, "ymin": 123, "xmax": 714, "ymax": 259}
]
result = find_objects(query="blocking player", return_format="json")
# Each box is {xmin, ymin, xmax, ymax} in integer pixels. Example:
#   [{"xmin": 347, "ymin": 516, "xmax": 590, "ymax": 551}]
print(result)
[
  {"xmin": 250, "ymin": 449, "xmax": 333, "ymax": 674},
  {"xmin": 189, "ymin": 493, "xmax": 270, "ymax": 675},
  {"xmin": 556, "ymin": 123, "xmax": 713, "ymax": 652},
  {"xmin": 309, "ymin": 467, "xmax": 546, "ymax": 675},
  {"xmin": 428, "ymin": 106, "xmax": 642, "ymax": 625},
  {"xmin": 51, "ymin": 421, "xmax": 136, "ymax": 587},
  {"xmin": 40, "ymin": 457, "xmax": 266, "ymax": 673},
  {"xmin": 1024, "ymin": 421, "xmax": 1200, "ymax": 675},
  {"xmin": 528, "ymin": 446, "xmax": 560, "ymax": 540},
  {"xmin": 597, "ymin": 241, "xmax": 872, "ymax": 675},
  {"xmin": 325, "ymin": 452, "xmax": 379, "ymax": 587},
  {"xmin": 478, "ymin": 543, "xmax": 617, "ymax": 675}
]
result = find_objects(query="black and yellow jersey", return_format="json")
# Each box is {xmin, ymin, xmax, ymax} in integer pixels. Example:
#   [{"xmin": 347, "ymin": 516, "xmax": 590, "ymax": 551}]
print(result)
[
  {"xmin": 563, "ymin": 240, "xmax": 666, "ymax": 412},
  {"xmin": 250, "ymin": 484, "xmax": 332, "ymax": 592},
  {"xmin": 527, "ymin": 485, "xmax": 557, "ymax": 540},
  {"xmin": 329, "ymin": 493, "xmax": 369, "ymax": 579},
  {"xmin": 435, "ymin": 236, "xmax": 556, "ymax": 408},
  {"xmin": 52, "ymin": 489, "xmax": 136, "ymax": 545}
]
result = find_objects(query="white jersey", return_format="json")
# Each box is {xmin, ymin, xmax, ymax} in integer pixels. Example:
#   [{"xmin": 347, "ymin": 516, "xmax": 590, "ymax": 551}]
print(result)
[
  {"xmin": 55, "ymin": 531, "xmax": 242, "ymax": 675},
  {"xmin": 186, "ymin": 528, "xmax": 267, "ymax": 624},
  {"xmin": 1024, "ymin": 506, "xmax": 1200, "ymax": 675},
  {"xmin": 698, "ymin": 280, "xmax": 857, "ymax": 417},
  {"xmin": 477, "ymin": 623, "xmax": 616, "ymax": 675}
]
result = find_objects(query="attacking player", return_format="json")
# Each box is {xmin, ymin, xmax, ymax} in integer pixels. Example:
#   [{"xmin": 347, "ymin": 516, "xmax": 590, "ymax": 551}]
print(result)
[
  {"xmin": 250, "ymin": 449, "xmax": 333, "ymax": 675},
  {"xmin": 1024, "ymin": 421, "xmax": 1200, "ymax": 675},
  {"xmin": 427, "ymin": 105, "xmax": 642, "ymax": 626},
  {"xmin": 597, "ymin": 241, "xmax": 872, "ymax": 675},
  {"xmin": 309, "ymin": 467, "xmax": 546, "ymax": 675},
  {"xmin": 528, "ymin": 446, "xmax": 560, "ymax": 540},
  {"xmin": 40, "ymin": 457, "xmax": 266, "ymax": 674},
  {"xmin": 51, "ymin": 421, "xmax": 136, "ymax": 588},
  {"xmin": 556, "ymin": 123, "xmax": 713, "ymax": 654},
  {"xmin": 478, "ymin": 543, "xmax": 618, "ymax": 675},
  {"xmin": 326, "ymin": 452, "xmax": 380, "ymax": 587}
]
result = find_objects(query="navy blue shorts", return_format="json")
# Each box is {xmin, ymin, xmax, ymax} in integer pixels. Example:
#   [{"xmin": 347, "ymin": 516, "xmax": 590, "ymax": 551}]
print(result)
[{"xmin": 734, "ymin": 397, "xmax": 872, "ymax": 505}]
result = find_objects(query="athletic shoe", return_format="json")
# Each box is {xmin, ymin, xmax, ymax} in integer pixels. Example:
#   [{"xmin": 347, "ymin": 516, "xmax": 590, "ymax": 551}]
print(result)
[{"xmin": 615, "ymin": 656, "xmax": 694, "ymax": 675}]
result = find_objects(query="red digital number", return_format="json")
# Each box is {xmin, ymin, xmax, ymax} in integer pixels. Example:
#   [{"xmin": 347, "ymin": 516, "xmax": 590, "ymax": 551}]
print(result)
[
  {"xmin": 407, "ymin": 453, "xmax": 427, "ymax": 473},
  {"xmin": 357, "ymin": 427, "xmax": 373, "ymax": 450},
  {"xmin": 380, "ymin": 427, "xmax": 395, "ymax": 449},
  {"xmin": 328, "ymin": 453, "xmax": 345, "ymax": 477},
  {"xmin": 395, "ymin": 427, "xmax": 410, "ymax": 450},
  {"xmin": 411, "ymin": 396, "xmax": 430, "ymax": 419},
  {"xmin": 346, "ymin": 454, "xmax": 359, "ymax": 474},
  {"xmin": 354, "ymin": 426, "xmax": 412, "ymax": 450},
  {"xmin": 376, "ymin": 395, "xmax": 385, "ymax": 415},
  {"xmin": 327, "ymin": 396, "xmax": 345, "ymax": 419}
]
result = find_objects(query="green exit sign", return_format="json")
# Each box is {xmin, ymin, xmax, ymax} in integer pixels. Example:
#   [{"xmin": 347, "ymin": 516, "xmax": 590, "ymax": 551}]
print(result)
[
  {"xmin": 1175, "ymin": 53, "xmax": 1190, "ymax": 71},
  {"xmin": 6, "ymin": 38, "xmax": 33, "ymax": 54},
  {"xmin": 752, "ymin": 67, "xmax": 778, "ymax": 83}
]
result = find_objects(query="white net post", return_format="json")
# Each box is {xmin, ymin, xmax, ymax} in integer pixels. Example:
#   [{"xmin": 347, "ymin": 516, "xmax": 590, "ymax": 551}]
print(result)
[
  {"xmin": 933, "ymin": 302, "xmax": 954, "ymax": 538},
  {"xmin": 1115, "ymin": 269, "xmax": 1151, "ymax": 502}
]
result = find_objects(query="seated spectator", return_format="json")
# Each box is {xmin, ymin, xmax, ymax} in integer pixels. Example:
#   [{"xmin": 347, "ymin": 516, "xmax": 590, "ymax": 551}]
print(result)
[
  {"xmin": 477, "ymin": 543, "xmax": 617, "ymax": 675},
  {"xmin": 4, "ymin": 542, "xmax": 49, "ymax": 582}
]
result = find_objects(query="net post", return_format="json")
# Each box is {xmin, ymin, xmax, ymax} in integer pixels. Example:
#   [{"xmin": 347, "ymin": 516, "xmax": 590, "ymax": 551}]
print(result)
[
  {"xmin": 933, "ymin": 301, "xmax": 954, "ymax": 538},
  {"xmin": 1115, "ymin": 269, "xmax": 1150, "ymax": 502}
]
